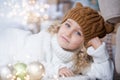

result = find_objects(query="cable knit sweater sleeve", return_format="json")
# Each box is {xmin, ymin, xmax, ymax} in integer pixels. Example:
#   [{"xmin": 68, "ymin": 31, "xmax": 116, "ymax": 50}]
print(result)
[{"xmin": 86, "ymin": 42, "xmax": 114, "ymax": 80}]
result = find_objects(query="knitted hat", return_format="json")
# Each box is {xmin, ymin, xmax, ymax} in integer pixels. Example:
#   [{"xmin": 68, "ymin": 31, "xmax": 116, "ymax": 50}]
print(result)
[{"xmin": 61, "ymin": 2, "xmax": 114, "ymax": 45}]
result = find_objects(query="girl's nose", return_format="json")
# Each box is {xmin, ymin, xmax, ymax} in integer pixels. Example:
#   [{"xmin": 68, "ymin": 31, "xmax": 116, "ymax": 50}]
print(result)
[{"xmin": 66, "ymin": 29, "xmax": 73, "ymax": 37}]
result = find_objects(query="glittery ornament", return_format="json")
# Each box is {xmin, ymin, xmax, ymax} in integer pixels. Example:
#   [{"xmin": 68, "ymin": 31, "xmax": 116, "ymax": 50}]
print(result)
[
  {"xmin": 13, "ymin": 62, "xmax": 27, "ymax": 80},
  {"xmin": 0, "ymin": 66, "xmax": 12, "ymax": 80},
  {"xmin": 27, "ymin": 61, "xmax": 45, "ymax": 80}
]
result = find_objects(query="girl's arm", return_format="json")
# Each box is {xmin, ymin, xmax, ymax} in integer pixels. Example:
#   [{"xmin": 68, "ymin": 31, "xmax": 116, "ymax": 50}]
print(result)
[
  {"xmin": 86, "ymin": 37, "xmax": 114, "ymax": 80},
  {"xmin": 41, "ymin": 60, "xmax": 75, "ymax": 78}
]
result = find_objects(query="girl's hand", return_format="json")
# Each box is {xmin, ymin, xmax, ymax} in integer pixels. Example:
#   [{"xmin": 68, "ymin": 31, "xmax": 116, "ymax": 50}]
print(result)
[
  {"xmin": 88, "ymin": 37, "xmax": 102, "ymax": 49},
  {"xmin": 59, "ymin": 67, "xmax": 74, "ymax": 77}
]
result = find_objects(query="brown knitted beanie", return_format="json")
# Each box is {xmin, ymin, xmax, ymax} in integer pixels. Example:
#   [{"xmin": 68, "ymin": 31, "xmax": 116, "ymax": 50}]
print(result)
[{"xmin": 61, "ymin": 2, "xmax": 114, "ymax": 45}]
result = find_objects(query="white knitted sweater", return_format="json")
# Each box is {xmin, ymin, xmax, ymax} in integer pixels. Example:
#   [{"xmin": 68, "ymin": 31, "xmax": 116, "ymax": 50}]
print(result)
[{"xmin": 0, "ymin": 28, "xmax": 114, "ymax": 80}]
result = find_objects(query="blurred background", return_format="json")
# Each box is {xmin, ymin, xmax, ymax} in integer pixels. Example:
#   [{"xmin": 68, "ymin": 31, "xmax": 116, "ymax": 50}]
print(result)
[{"xmin": 0, "ymin": 0, "xmax": 99, "ymax": 32}]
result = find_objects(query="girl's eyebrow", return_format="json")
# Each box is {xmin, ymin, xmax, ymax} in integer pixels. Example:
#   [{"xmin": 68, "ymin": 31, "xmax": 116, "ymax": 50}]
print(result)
[{"xmin": 66, "ymin": 20, "xmax": 72, "ymax": 24}]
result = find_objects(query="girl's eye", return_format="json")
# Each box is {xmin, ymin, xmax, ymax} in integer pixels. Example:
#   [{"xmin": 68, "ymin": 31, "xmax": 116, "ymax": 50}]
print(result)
[
  {"xmin": 76, "ymin": 32, "xmax": 81, "ymax": 36},
  {"xmin": 65, "ymin": 23, "xmax": 70, "ymax": 28}
]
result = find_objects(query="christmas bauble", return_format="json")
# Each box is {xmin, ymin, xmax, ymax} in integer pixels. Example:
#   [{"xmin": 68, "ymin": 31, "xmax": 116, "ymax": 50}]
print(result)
[
  {"xmin": 0, "ymin": 66, "xmax": 12, "ymax": 80},
  {"xmin": 27, "ymin": 61, "xmax": 45, "ymax": 80},
  {"xmin": 13, "ymin": 62, "xmax": 27, "ymax": 80}
]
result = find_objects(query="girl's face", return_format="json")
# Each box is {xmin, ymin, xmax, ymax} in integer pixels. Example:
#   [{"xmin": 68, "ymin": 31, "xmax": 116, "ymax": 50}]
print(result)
[{"xmin": 57, "ymin": 19, "xmax": 84, "ymax": 51}]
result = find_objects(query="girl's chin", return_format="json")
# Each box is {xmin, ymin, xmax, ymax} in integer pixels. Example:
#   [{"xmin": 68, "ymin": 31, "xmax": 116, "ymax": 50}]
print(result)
[
  {"xmin": 59, "ymin": 42, "xmax": 69, "ymax": 49},
  {"xmin": 61, "ymin": 46, "xmax": 76, "ymax": 52},
  {"xmin": 59, "ymin": 40, "xmax": 68, "ymax": 46},
  {"xmin": 60, "ymin": 43, "xmax": 67, "ymax": 48}
]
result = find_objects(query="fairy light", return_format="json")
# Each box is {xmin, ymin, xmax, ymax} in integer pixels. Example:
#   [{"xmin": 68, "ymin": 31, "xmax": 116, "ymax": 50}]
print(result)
[
  {"xmin": 0, "ymin": 0, "xmax": 49, "ymax": 24},
  {"xmin": 24, "ymin": 75, "xmax": 30, "ymax": 80},
  {"xmin": 22, "ymin": 1, "xmax": 28, "ymax": 9},
  {"xmin": 44, "ymin": 4, "xmax": 49, "ymax": 9},
  {"xmin": 40, "ymin": 7, "xmax": 45, "ymax": 12},
  {"xmin": 16, "ymin": 77, "xmax": 22, "ymax": 80},
  {"xmin": 43, "ymin": 14, "xmax": 49, "ymax": 20},
  {"xmin": 14, "ymin": 4, "xmax": 20, "ymax": 9},
  {"xmin": 41, "ymin": 73, "xmax": 45, "ymax": 77},
  {"xmin": 8, "ymin": 2, "xmax": 12, "ymax": 7},
  {"xmin": 35, "ymin": 5, "xmax": 39, "ymax": 9},
  {"xmin": 11, "ymin": 75, "xmax": 16, "ymax": 80},
  {"xmin": 3, "ymin": 2, "xmax": 7, "ymax": 5},
  {"xmin": 53, "ymin": 75, "xmax": 59, "ymax": 80},
  {"xmin": 28, "ymin": 0, "xmax": 37, "ymax": 5},
  {"xmin": 8, "ymin": 64, "xmax": 12, "ymax": 67},
  {"xmin": 6, "ymin": 74, "xmax": 13, "ymax": 79}
]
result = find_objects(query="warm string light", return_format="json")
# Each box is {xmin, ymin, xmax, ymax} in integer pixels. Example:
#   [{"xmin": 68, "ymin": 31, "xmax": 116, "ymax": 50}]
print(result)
[
  {"xmin": 0, "ymin": 0, "xmax": 49, "ymax": 24},
  {"xmin": 53, "ymin": 75, "xmax": 59, "ymax": 80}
]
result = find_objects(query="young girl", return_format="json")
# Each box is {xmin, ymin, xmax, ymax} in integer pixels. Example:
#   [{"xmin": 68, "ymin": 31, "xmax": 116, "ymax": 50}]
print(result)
[
  {"xmin": 0, "ymin": 2, "xmax": 114, "ymax": 80},
  {"xmin": 21, "ymin": 2, "xmax": 114, "ymax": 80}
]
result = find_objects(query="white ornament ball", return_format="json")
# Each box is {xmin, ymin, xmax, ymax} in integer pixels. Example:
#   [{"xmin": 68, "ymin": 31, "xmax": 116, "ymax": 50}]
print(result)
[
  {"xmin": 27, "ymin": 62, "xmax": 45, "ymax": 80},
  {"xmin": 0, "ymin": 66, "xmax": 12, "ymax": 80}
]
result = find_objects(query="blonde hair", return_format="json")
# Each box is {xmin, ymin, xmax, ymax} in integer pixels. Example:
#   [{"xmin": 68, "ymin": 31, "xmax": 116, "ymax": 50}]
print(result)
[
  {"xmin": 72, "ymin": 43, "xmax": 93, "ymax": 74},
  {"xmin": 48, "ymin": 23, "xmax": 93, "ymax": 74},
  {"xmin": 48, "ymin": 22, "xmax": 60, "ymax": 35}
]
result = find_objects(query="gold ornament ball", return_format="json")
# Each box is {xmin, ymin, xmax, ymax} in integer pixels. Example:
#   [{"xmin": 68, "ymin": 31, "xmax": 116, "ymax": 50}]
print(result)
[{"xmin": 27, "ymin": 61, "xmax": 45, "ymax": 80}]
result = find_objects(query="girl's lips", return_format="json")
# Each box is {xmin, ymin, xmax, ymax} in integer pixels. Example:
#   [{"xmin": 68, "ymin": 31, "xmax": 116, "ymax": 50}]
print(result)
[{"xmin": 61, "ymin": 35, "xmax": 69, "ymax": 43}]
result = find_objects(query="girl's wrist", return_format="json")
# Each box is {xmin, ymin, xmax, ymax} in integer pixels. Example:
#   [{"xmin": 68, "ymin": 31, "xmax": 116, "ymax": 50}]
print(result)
[{"xmin": 92, "ymin": 41, "xmax": 102, "ymax": 49}]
